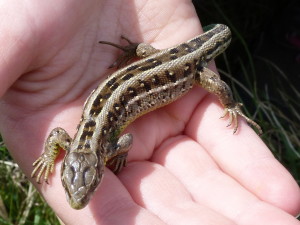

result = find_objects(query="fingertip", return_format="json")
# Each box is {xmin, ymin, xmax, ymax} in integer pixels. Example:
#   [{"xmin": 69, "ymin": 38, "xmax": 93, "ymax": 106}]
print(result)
[{"xmin": 259, "ymin": 164, "xmax": 300, "ymax": 215}]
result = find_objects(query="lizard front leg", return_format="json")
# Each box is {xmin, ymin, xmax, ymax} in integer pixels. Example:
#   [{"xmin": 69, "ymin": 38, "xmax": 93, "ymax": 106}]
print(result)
[
  {"xmin": 195, "ymin": 66, "xmax": 262, "ymax": 134},
  {"xmin": 31, "ymin": 127, "xmax": 71, "ymax": 183},
  {"xmin": 104, "ymin": 133, "xmax": 133, "ymax": 174}
]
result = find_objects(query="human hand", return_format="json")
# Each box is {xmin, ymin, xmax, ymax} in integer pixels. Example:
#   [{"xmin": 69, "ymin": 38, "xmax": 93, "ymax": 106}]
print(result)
[{"xmin": 0, "ymin": 0, "xmax": 299, "ymax": 224}]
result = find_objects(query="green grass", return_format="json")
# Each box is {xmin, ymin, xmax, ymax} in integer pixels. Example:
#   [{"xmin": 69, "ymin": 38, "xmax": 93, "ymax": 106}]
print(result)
[
  {"xmin": 0, "ymin": 140, "xmax": 60, "ymax": 225},
  {"xmin": 193, "ymin": 0, "xmax": 300, "ymax": 184},
  {"xmin": 0, "ymin": 0, "xmax": 299, "ymax": 223}
]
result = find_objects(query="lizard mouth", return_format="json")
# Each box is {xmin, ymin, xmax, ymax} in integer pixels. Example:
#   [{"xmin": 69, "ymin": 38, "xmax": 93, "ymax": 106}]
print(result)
[{"xmin": 65, "ymin": 187, "xmax": 91, "ymax": 209}]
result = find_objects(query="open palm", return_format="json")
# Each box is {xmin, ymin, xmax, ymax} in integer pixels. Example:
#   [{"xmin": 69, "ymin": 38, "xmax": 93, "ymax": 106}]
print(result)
[{"xmin": 0, "ymin": 0, "xmax": 299, "ymax": 224}]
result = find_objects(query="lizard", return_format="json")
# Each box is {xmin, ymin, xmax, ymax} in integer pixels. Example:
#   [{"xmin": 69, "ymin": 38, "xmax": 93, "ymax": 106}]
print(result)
[{"xmin": 31, "ymin": 24, "xmax": 262, "ymax": 209}]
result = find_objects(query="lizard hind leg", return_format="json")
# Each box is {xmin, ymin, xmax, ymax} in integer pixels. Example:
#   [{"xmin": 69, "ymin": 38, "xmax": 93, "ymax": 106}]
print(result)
[
  {"xmin": 220, "ymin": 102, "xmax": 262, "ymax": 135},
  {"xmin": 99, "ymin": 38, "xmax": 139, "ymax": 68},
  {"xmin": 195, "ymin": 67, "xmax": 262, "ymax": 135},
  {"xmin": 99, "ymin": 36, "xmax": 160, "ymax": 68}
]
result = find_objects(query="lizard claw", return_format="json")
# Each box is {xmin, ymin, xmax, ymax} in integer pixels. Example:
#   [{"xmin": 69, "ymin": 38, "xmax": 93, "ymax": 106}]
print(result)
[
  {"xmin": 99, "ymin": 36, "xmax": 139, "ymax": 68},
  {"xmin": 31, "ymin": 153, "xmax": 55, "ymax": 184},
  {"xmin": 221, "ymin": 103, "xmax": 262, "ymax": 135},
  {"xmin": 106, "ymin": 153, "xmax": 128, "ymax": 174}
]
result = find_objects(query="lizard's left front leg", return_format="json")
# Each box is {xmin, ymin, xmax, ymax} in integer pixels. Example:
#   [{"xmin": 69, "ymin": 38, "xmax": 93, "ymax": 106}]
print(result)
[{"xmin": 195, "ymin": 66, "xmax": 262, "ymax": 134}]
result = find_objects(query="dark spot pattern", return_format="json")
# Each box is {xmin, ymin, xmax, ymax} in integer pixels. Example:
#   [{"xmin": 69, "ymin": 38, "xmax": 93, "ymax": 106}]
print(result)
[
  {"xmin": 146, "ymin": 58, "xmax": 156, "ymax": 63},
  {"xmin": 138, "ymin": 65, "xmax": 154, "ymax": 71},
  {"xmin": 183, "ymin": 63, "xmax": 192, "ymax": 77},
  {"xmin": 152, "ymin": 75, "xmax": 161, "ymax": 85},
  {"xmin": 106, "ymin": 77, "xmax": 117, "ymax": 87},
  {"xmin": 127, "ymin": 87, "xmax": 137, "ymax": 97},
  {"xmin": 90, "ymin": 96, "xmax": 103, "ymax": 115},
  {"xmin": 103, "ymin": 93, "xmax": 111, "ymax": 99},
  {"xmin": 196, "ymin": 63, "xmax": 203, "ymax": 72},
  {"xmin": 122, "ymin": 73, "xmax": 134, "ymax": 81},
  {"xmin": 169, "ymin": 48, "xmax": 179, "ymax": 54},
  {"xmin": 153, "ymin": 60, "xmax": 162, "ymax": 67},
  {"xmin": 102, "ymin": 127, "xmax": 108, "ymax": 135},
  {"xmin": 79, "ymin": 131, "xmax": 94, "ymax": 141},
  {"xmin": 110, "ymin": 82, "xmax": 119, "ymax": 91},
  {"xmin": 165, "ymin": 70, "xmax": 177, "ymax": 83},
  {"xmin": 113, "ymin": 103, "xmax": 121, "ymax": 112},
  {"xmin": 84, "ymin": 120, "xmax": 96, "ymax": 128},
  {"xmin": 181, "ymin": 43, "xmax": 195, "ymax": 53},
  {"xmin": 190, "ymin": 38, "xmax": 205, "ymax": 49},
  {"xmin": 138, "ymin": 60, "xmax": 162, "ymax": 71},
  {"xmin": 139, "ymin": 80, "xmax": 151, "ymax": 92},
  {"xmin": 119, "ymin": 95, "xmax": 127, "ymax": 106},
  {"xmin": 107, "ymin": 111, "xmax": 117, "ymax": 122},
  {"xmin": 92, "ymin": 95, "xmax": 103, "ymax": 108},
  {"xmin": 126, "ymin": 65, "xmax": 139, "ymax": 71}
]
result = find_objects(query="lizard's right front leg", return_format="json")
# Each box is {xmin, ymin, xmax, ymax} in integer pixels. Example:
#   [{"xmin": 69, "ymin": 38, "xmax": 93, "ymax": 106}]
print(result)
[{"xmin": 31, "ymin": 127, "xmax": 71, "ymax": 183}]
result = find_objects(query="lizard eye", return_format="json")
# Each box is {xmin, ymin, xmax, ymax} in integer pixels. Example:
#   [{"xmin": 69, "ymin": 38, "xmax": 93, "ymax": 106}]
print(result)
[{"xmin": 83, "ymin": 166, "xmax": 97, "ymax": 187}]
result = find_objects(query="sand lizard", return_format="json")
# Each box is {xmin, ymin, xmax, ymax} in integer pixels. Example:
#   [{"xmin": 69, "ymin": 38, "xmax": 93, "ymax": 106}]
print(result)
[{"xmin": 31, "ymin": 24, "xmax": 262, "ymax": 209}]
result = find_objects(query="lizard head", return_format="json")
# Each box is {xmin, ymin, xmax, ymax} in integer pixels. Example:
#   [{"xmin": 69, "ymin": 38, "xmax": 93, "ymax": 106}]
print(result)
[{"xmin": 61, "ymin": 151, "xmax": 104, "ymax": 209}]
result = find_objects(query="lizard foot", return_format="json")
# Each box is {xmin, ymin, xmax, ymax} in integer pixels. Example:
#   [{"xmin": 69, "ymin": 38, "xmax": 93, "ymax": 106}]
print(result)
[
  {"xmin": 106, "ymin": 153, "xmax": 128, "ymax": 174},
  {"xmin": 99, "ymin": 36, "xmax": 139, "ymax": 68},
  {"xmin": 221, "ymin": 103, "xmax": 262, "ymax": 135},
  {"xmin": 31, "ymin": 153, "xmax": 55, "ymax": 184}
]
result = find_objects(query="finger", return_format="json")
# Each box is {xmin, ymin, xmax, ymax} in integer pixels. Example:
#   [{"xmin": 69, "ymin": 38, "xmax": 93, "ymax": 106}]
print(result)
[
  {"xmin": 41, "ymin": 169, "xmax": 165, "ymax": 225},
  {"xmin": 119, "ymin": 161, "xmax": 235, "ymax": 225},
  {"xmin": 152, "ymin": 136, "xmax": 300, "ymax": 225},
  {"xmin": 186, "ymin": 96, "xmax": 300, "ymax": 215}
]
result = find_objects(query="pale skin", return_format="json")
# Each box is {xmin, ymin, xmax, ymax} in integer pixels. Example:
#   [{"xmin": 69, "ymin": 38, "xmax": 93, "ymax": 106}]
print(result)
[{"xmin": 0, "ymin": 0, "xmax": 299, "ymax": 224}]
